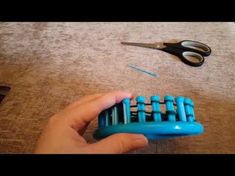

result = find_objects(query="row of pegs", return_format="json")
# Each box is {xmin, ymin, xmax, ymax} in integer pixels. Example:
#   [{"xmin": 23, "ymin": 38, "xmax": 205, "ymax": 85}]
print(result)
[{"xmin": 98, "ymin": 95, "xmax": 195, "ymax": 127}]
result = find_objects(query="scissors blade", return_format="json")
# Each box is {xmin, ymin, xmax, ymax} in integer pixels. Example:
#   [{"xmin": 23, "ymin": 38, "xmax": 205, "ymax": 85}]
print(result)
[{"xmin": 121, "ymin": 42, "xmax": 164, "ymax": 50}]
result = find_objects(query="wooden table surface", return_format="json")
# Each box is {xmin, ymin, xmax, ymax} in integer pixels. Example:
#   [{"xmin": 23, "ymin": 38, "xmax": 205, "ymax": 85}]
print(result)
[{"xmin": 0, "ymin": 22, "xmax": 235, "ymax": 153}]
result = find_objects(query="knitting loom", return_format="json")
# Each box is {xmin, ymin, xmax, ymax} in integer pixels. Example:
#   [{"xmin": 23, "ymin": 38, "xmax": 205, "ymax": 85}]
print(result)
[{"xmin": 93, "ymin": 95, "xmax": 204, "ymax": 140}]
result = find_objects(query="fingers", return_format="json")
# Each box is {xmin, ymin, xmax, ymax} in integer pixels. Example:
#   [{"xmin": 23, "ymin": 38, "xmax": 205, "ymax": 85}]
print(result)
[
  {"xmin": 67, "ymin": 91, "xmax": 132, "ymax": 131},
  {"xmin": 65, "ymin": 93, "xmax": 104, "ymax": 110},
  {"xmin": 78, "ymin": 123, "xmax": 89, "ymax": 135},
  {"xmin": 85, "ymin": 133, "xmax": 148, "ymax": 154},
  {"xmin": 84, "ymin": 91, "xmax": 132, "ymax": 114}
]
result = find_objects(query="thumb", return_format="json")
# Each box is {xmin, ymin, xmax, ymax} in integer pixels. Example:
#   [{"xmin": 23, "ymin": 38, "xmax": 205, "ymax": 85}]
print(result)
[{"xmin": 87, "ymin": 133, "xmax": 148, "ymax": 154}]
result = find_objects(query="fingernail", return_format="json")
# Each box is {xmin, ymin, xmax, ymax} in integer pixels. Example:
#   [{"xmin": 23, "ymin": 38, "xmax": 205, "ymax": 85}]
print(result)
[
  {"xmin": 133, "ymin": 135, "xmax": 148, "ymax": 145},
  {"xmin": 126, "ymin": 92, "xmax": 132, "ymax": 98}
]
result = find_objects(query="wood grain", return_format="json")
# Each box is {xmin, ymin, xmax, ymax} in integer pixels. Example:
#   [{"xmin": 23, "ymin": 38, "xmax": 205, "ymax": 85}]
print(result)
[{"xmin": 0, "ymin": 22, "xmax": 235, "ymax": 153}]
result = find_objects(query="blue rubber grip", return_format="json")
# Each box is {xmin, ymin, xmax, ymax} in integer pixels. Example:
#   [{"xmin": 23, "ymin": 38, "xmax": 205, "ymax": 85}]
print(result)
[
  {"xmin": 123, "ymin": 98, "xmax": 131, "ymax": 124},
  {"xmin": 175, "ymin": 96, "xmax": 187, "ymax": 122},
  {"xmin": 184, "ymin": 98, "xmax": 195, "ymax": 122},
  {"xmin": 136, "ymin": 96, "xmax": 146, "ymax": 123},
  {"xmin": 164, "ymin": 95, "xmax": 176, "ymax": 121},
  {"xmin": 151, "ymin": 96, "xmax": 161, "ymax": 122}
]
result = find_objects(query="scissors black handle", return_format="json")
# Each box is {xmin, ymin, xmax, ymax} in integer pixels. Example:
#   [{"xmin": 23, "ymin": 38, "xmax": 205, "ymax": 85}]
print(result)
[{"xmin": 162, "ymin": 40, "xmax": 211, "ymax": 67}]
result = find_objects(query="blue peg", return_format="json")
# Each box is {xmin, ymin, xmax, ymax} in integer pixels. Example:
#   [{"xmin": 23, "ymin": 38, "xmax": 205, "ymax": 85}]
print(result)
[
  {"xmin": 136, "ymin": 96, "xmax": 146, "ymax": 123},
  {"xmin": 175, "ymin": 96, "xmax": 187, "ymax": 122},
  {"xmin": 184, "ymin": 98, "xmax": 195, "ymax": 122},
  {"xmin": 111, "ymin": 106, "xmax": 118, "ymax": 125},
  {"xmin": 151, "ymin": 95, "xmax": 161, "ymax": 122},
  {"xmin": 98, "ymin": 111, "xmax": 106, "ymax": 128},
  {"xmin": 164, "ymin": 95, "xmax": 176, "ymax": 121},
  {"xmin": 123, "ymin": 98, "xmax": 131, "ymax": 124},
  {"xmin": 105, "ymin": 110, "xmax": 110, "ymax": 126}
]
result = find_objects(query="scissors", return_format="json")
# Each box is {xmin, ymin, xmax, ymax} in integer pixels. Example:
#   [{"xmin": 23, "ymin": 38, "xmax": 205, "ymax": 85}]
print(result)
[
  {"xmin": 0, "ymin": 86, "xmax": 10, "ymax": 103},
  {"xmin": 121, "ymin": 40, "xmax": 211, "ymax": 67}
]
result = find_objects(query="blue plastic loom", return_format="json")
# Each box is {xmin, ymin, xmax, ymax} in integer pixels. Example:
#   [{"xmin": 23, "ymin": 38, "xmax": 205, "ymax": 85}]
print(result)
[{"xmin": 93, "ymin": 95, "xmax": 204, "ymax": 140}]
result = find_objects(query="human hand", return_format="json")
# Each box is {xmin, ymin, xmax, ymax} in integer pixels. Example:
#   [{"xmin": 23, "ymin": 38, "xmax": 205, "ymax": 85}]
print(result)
[{"xmin": 34, "ymin": 91, "xmax": 148, "ymax": 154}]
